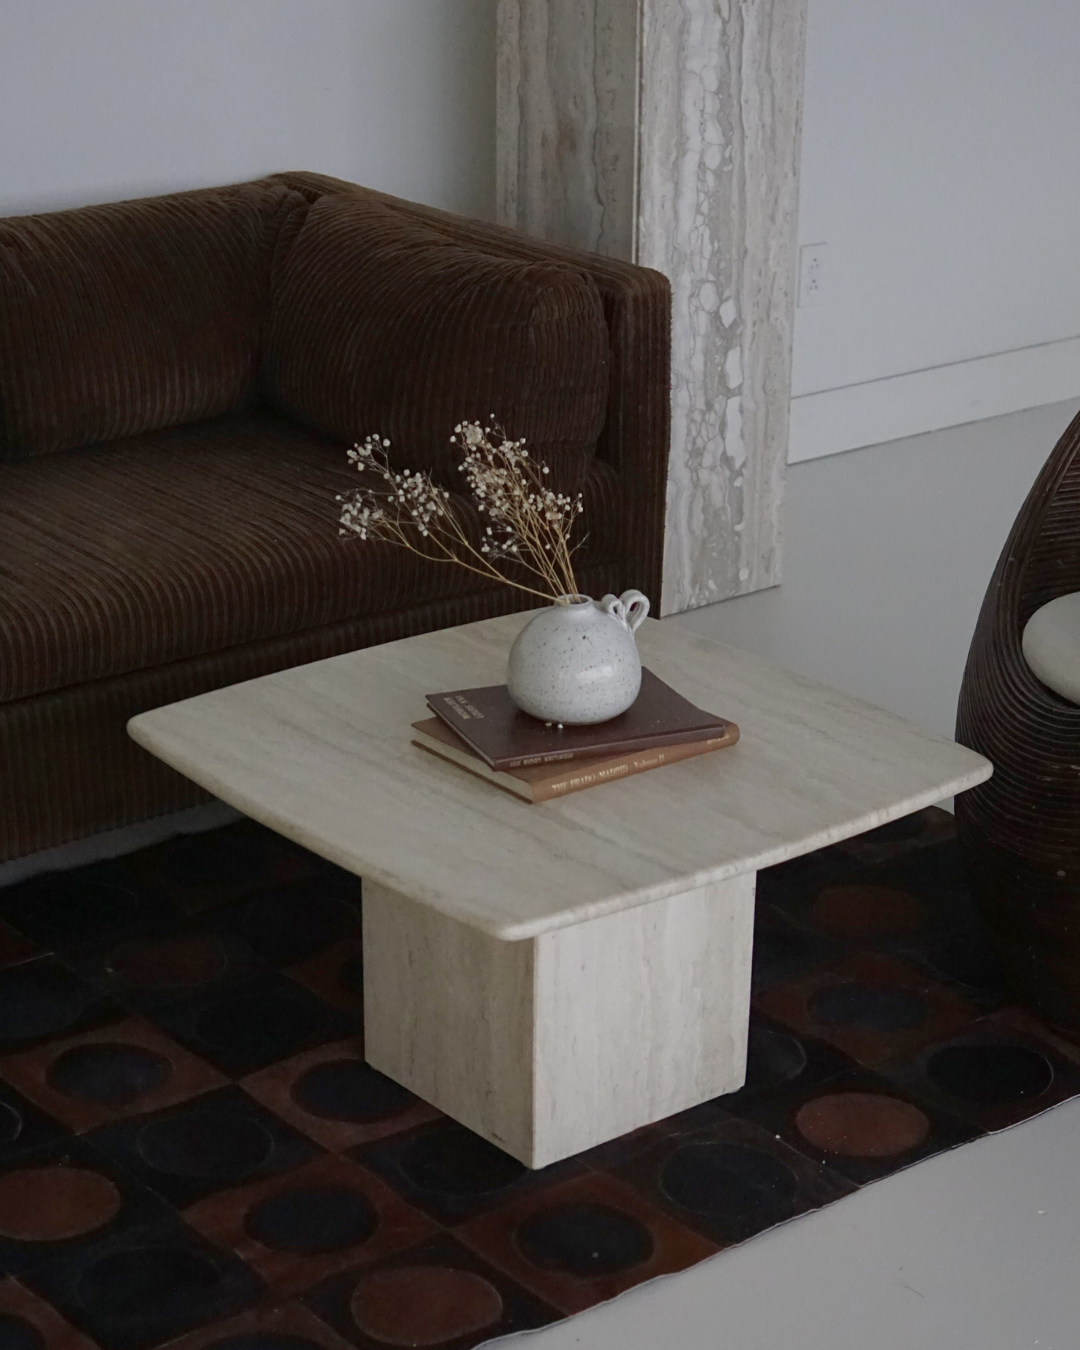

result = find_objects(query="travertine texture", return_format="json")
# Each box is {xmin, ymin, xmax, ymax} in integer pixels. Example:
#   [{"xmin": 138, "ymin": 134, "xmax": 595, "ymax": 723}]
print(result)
[
  {"xmin": 129, "ymin": 610, "xmax": 991, "ymax": 941},
  {"xmin": 497, "ymin": 0, "xmax": 808, "ymax": 614},
  {"xmin": 364, "ymin": 873, "xmax": 754, "ymax": 1167}
]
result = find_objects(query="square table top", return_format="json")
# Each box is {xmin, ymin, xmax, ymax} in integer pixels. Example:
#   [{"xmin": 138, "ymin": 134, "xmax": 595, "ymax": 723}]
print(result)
[{"xmin": 128, "ymin": 612, "xmax": 991, "ymax": 941}]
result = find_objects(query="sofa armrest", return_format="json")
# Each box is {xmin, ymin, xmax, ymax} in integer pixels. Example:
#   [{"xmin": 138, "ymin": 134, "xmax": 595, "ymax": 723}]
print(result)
[{"xmin": 264, "ymin": 171, "xmax": 671, "ymax": 604}]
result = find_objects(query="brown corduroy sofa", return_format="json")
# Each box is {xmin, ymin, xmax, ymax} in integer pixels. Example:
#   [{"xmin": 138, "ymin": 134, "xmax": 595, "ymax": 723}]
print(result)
[{"xmin": 0, "ymin": 172, "xmax": 671, "ymax": 861}]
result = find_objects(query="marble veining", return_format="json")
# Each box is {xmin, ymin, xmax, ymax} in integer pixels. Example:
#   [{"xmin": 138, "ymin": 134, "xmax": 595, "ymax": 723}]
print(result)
[
  {"xmin": 129, "ymin": 612, "xmax": 992, "ymax": 942},
  {"xmin": 496, "ymin": 0, "xmax": 808, "ymax": 615}
]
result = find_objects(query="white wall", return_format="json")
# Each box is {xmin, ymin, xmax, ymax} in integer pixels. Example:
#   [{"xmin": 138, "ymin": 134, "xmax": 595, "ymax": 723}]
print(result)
[
  {"xmin": 673, "ymin": 397, "xmax": 1080, "ymax": 740},
  {"xmin": 0, "ymin": 0, "xmax": 496, "ymax": 220},
  {"xmin": 790, "ymin": 0, "xmax": 1080, "ymax": 461}
]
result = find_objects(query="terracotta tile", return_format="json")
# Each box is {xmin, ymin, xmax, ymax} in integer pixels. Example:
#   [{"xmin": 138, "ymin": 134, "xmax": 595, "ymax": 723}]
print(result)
[
  {"xmin": 353, "ymin": 1118, "xmax": 583, "ymax": 1227},
  {"xmin": 609, "ymin": 1113, "xmax": 853, "ymax": 1247},
  {"xmin": 146, "ymin": 972, "xmax": 352, "ymax": 1077},
  {"xmin": 0, "ymin": 1017, "xmax": 225, "ymax": 1132},
  {"xmin": 0, "ymin": 862, "xmax": 174, "ymax": 954},
  {"xmin": 304, "ymin": 1232, "xmax": 558, "ymax": 1349},
  {"xmin": 0, "ymin": 923, "xmax": 41, "ymax": 971},
  {"xmin": 0, "ymin": 958, "xmax": 121, "ymax": 1057},
  {"xmin": 21, "ymin": 1218, "xmax": 265, "ymax": 1350},
  {"xmin": 457, "ymin": 1171, "xmax": 717, "ymax": 1316},
  {"xmin": 183, "ymin": 1152, "xmax": 436, "ymax": 1297},
  {"xmin": 161, "ymin": 1299, "xmax": 358, "ymax": 1350},
  {"xmin": 658, "ymin": 1011, "xmax": 856, "ymax": 1137},
  {"xmin": 0, "ymin": 1276, "xmax": 101, "ymax": 1350},
  {"xmin": 68, "ymin": 926, "xmax": 272, "ymax": 1015},
  {"xmin": 85, "ymin": 1084, "xmax": 320, "ymax": 1209},
  {"xmin": 876, "ymin": 1006, "xmax": 1080, "ymax": 1134},
  {"xmin": 755, "ymin": 950, "xmax": 984, "ymax": 1067},
  {"xmin": 118, "ymin": 818, "xmax": 319, "ymax": 916},
  {"xmin": 724, "ymin": 1067, "xmax": 982, "ymax": 1187},
  {"xmin": 288, "ymin": 937, "xmax": 364, "ymax": 1021},
  {"xmin": 768, "ymin": 839, "xmax": 1008, "ymax": 1007},
  {"xmin": 207, "ymin": 878, "xmax": 361, "ymax": 971},
  {"xmin": 0, "ymin": 1139, "xmax": 174, "ymax": 1278},
  {"xmin": 0, "ymin": 1077, "xmax": 71, "ymax": 1165},
  {"xmin": 243, "ymin": 1041, "xmax": 439, "ymax": 1152}
]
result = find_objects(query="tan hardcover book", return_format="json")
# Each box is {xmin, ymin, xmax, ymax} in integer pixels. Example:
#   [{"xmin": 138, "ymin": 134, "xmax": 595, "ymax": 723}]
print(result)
[{"xmin": 411, "ymin": 715, "xmax": 740, "ymax": 803}]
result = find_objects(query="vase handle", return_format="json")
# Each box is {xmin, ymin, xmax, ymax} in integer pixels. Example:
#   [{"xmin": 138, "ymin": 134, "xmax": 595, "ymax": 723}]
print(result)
[
  {"xmin": 600, "ymin": 590, "xmax": 650, "ymax": 634},
  {"xmin": 620, "ymin": 590, "xmax": 650, "ymax": 634}
]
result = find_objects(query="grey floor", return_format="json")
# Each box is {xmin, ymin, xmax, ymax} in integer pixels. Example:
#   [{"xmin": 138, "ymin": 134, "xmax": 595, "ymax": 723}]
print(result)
[{"xmin": 500, "ymin": 1096, "xmax": 1080, "ymax": 1350}]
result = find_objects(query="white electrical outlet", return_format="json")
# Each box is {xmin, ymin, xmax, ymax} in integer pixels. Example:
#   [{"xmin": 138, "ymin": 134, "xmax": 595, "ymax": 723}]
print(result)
[{"xmin": 798, "ymin": 242, "xmax": 828, "ymax": 307}]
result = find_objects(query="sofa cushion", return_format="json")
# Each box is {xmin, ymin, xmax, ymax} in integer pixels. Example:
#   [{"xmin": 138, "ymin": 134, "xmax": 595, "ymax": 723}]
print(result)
[
  {"xmin": 261, "ymin": 192, "xmax": 609, "ymax": 495},
  {"xmin": 0, "ymin": 182, "xmax": 308, "ymax": 459},
  {"xmin": 0, "ymin": 414, "xmax": 623, "ymax": 705},
  {"xmin": 1022, "ymin": 592, "xmax": 1080, "ymax": 705},
  {"xmin": 0, "ymin": 414, "xmax": 478, "ymax": 703}
]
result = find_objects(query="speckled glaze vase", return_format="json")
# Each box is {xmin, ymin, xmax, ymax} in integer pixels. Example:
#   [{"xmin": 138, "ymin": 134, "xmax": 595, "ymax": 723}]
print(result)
[{"xmin": 506, "ymin": 591, "xmax": 650, "ymax": 724}]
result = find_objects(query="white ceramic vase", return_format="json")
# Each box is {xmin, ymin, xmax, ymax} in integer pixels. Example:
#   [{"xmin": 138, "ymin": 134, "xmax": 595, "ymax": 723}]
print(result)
[{"xmin": 506, "ymin": 591, "xmax": 650, "ymax": 724}]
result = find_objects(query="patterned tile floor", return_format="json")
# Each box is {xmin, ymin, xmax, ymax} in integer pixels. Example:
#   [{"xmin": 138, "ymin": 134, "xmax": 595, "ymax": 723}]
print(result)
[{"xmin": 0, "ymin": 808, "xmax": 1076, "ymax": 1350}]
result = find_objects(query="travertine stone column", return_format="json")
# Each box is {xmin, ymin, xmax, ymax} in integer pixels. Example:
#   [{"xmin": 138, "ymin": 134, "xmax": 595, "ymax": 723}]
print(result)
[{"xmin": 497, "ymin": 0, "xmax": 807, "ymax": 614}]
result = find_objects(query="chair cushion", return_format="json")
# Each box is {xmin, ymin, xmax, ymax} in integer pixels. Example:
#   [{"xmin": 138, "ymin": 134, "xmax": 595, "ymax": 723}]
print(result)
[
  {"xmin": 0, "ymin": 182, "xmax": 308, "ymax": 459},
  {"xmin": 1022, "ymin": 592, "xmax": 1080, "ymax": 705},
  {"xmin": 261, "ymin": 192, "xmax": 609, "ymax": 495},
  {"xmin": 0, "ymin": 414, "xmax": 480, "ymax": 703}
]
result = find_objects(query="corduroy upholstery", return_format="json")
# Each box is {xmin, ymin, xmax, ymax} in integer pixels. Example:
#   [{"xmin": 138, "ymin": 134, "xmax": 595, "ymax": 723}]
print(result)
[
  {"xmin": 263, "ymin": 193, "xmax": 609, "ymax": 495},
  {"xmin": 0, "ymin": 182, "xmax": 308, "ymax": 458},
  {"xmin": 0, "ymin": 173, "xmax": 671, "ymax": 862}
]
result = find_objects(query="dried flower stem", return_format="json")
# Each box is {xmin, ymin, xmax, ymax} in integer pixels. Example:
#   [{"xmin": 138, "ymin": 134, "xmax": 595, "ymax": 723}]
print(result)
[{"xmin": 337, "ymin": 422, "xmax": 584, "ymax": 604}]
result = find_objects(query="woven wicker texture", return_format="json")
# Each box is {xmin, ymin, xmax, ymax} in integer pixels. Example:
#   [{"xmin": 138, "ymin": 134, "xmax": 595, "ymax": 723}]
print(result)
[{"xmin": 956, "ymin": 407, "xmax": 1080, "ymax": 1028}]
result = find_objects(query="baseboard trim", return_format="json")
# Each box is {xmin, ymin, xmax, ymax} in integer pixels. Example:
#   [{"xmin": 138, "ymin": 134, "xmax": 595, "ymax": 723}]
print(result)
[
  {"xmin": 789, "ymin": 335, "xmax": 1080, "ymax": 462},
  {"xmin": 0, "ymin": 800, "xmax": 241, "ymax": 889}
]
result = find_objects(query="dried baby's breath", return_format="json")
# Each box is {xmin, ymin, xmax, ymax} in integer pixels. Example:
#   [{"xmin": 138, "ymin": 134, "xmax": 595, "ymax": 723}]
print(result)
[{"xmin": 338, "ymin": 422, "xmax": 584, "ymax": 602}]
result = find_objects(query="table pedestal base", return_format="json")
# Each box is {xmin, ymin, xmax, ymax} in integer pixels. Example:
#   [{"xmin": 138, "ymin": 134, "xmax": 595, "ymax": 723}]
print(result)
[{"xmin": 362, "ymin": 873, "xmax": 756, "ymax": 1168}]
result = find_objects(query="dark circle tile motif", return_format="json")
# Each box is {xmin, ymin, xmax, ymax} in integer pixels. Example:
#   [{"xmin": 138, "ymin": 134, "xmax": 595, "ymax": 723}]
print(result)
[
  {"xmin": 515, "ymin": 1202, "xmax": 653, "ymax": 1277},
  {"xmin": 160, "ymin": 830, "xmax": 274, "ymax": 888},
  {"xmin": 926, "ymin": 1044, "xmax": 1054, "ymax": 1104},
  {"xmin": 350, "ymin": 1266, "xmax": 503, "ymax": 1347},
  {"xmin": 337, "ymin": 954, "xmax": 364, "ymax": 996},
  {"xmin": 808, "ymin": 982, "xmax": 929, "ymax": 1033},
  {"xmin": 0, "ymin": 1101, "xmax": 23, "ymax": 1144},
  {"xmin": 0, "ymin": 1166, "xmax": 122, "ymax": 1240},
  {"xmin": 795, "ymin": 1091, "xmax": 931, "ymax": 1157},
  {"xmin": 77, "ymin": 1247, "xmax": 221, "ymax": 1318},
  {"xmin": 660, "ymin": 1142, "xmax": 799, "ymax": 1239},
  {"xmin": 244, "ymin": 1184, "xmax": 379, "ymax": 1254},
  {"xmin": 206, "ymin": 1338, "xmax": 324, "ymax": 1350},
  {"xmin": 0, "ymin": 965, "xmax": 88, "ymax": 1043},
  {"xmin": 28, "ymin": 881, "xmax": 142, "ymax": 946},
  {"xmin": 47, "ymin": 1042, "xmax": 172, "ymax": 1106},
  {"xmin": 292, "ymin": 1060, "xmax": 414, "ymax": 1124},
  {"xmin": 399, "ymin": 1123, "xmax": 526, "ymax": 1197},
  {"xmin": 194, "ymin": 989, "xmax": 324, "ymax": 1064},
  {"xmin": 239, "ymin": 885, "xmax": 356, "ymax": 965},
  {"xmin": 809, "ymin": 885, "xmax": 927, "ymax": 938},
  {"xmin": 137, "ymin": 1110, "xmax": 274, "ymax": 1180},
  {"xmin": 744, "ymin": 1025, "xmax": 808, "ymax": 1092},
  {"xmin": 0, "ymin": 1313, "xmax": 46, "ymax": 1350},
  {"xmin": 106, "ymin": 935, "xmax": 229, "ymax": 991}
]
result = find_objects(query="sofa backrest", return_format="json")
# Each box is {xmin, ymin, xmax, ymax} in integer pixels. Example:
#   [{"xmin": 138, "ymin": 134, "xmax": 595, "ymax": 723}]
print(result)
[
  {"xmin": 261, "ymin": 191, "xmax": 610, "ymax": 496},
  {"xmin": 0, "ymin": 182, "xmax": 308, "ymax": 459}
]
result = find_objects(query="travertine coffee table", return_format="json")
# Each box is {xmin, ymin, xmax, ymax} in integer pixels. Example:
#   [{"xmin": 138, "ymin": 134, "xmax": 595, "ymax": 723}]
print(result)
[{"xmin": 129, "ymin": 613, "xmax": 990, "ymax": 1167}]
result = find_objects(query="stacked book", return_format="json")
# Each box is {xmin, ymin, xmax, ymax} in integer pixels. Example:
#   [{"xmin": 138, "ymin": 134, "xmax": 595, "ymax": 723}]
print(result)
[{"xmin": 412, "ymin": 668, "xmax": 739, "ymax": 803}]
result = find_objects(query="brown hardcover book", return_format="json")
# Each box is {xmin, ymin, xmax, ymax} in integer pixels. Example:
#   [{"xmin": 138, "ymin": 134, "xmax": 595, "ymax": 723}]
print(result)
[
  {"xmin": 412, "ymin": 715, "xmax": 740, "ymax": 803},
  {"xmin": 425, "ymin": 668, "xmax": 730, "ymax": 770}
]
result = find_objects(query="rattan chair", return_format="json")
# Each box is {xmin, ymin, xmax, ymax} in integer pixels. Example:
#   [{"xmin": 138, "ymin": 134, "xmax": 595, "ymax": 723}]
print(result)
[{"xmin": 956, "ymin": 407, "xmax": 1080, "ymax": 1029}]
